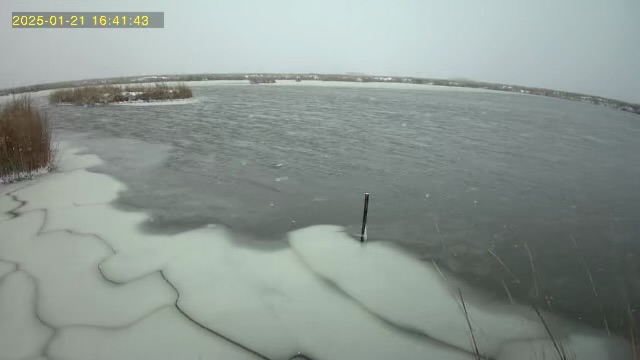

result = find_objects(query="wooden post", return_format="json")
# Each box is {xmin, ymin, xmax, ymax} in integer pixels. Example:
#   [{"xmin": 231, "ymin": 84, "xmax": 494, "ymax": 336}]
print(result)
[{"xmin": 360, "ymin": 193, "xmax": 370, "ymax": 242}]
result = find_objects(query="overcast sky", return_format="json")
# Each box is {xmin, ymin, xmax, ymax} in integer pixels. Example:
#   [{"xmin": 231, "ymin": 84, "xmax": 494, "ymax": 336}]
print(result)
[{"xmin": 1, "ymin": 0, "xmax": 639, "ymax": 102}]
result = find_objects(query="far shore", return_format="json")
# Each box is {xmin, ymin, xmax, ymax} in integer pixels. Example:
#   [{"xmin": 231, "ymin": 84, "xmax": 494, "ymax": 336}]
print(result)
[{"xmin": 1, "ymin": 74, "xmax": 638, "ymax": 115}]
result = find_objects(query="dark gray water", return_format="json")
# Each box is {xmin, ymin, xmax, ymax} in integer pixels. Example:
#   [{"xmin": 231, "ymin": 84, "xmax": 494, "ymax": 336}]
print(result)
[{"xmin": 47, "ymin": 83, "xmax": 640, "ymax": 333}]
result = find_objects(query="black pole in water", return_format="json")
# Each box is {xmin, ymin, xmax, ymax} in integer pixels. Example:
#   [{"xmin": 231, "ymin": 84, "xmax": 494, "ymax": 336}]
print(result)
[{"xmin": 360, "ymin": 193, "xmax": 370, "ymax": 242}]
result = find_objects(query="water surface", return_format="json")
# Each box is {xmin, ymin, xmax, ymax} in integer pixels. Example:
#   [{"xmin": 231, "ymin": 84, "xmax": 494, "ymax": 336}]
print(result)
[{"xmin": 47, "ymin": 82, "xmax": 640, "ymax": 333}]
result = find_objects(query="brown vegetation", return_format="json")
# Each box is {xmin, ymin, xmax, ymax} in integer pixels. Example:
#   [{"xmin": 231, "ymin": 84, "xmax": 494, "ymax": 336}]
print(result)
[
  {"xmin": 49, "ymin": 83, "xmax": 192, "ymax": 105},
  {"xmin": 0, "ymin": 96, "xmax": 54, "ymax": 183}
]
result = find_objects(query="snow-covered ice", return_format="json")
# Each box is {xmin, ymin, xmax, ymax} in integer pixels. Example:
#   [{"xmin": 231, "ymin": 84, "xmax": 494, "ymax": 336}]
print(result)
[
  {"xmin": 0, "ymin": 260, "xmax": 16, "ymax": 278},
  {"xmin": 289, "ymin": 225, "xmax": 550, "ymax": 357},
  {"xmin": 0, "ymin": 271, "xmax": 54, "ymax": 359},
  {"xmin": 289, "ymin": 226, "xmax": 631, "ymax": 359},
  {"xmin": 0, "ymin": 195, "xmax": 21, "ymax": 221},
  {"xmin": 49, "ymin": 307, "xmax": 260, "ymax": 360},
  {"xmin": 0, "ymin": 222, "xmax": 174, "ymax": 327},
  {"xmin": 0, "ymin": 144, "xmax": 631, "ymax": 360}
]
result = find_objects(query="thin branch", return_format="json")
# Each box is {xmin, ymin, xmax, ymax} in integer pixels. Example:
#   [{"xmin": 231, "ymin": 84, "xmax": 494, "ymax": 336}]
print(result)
[
  {"xmin": 603, "ymin": 314, "xmax": 611, "ymax": 337},
  {"xmin": 501, "ymin": 279, "xmax": 514, "ymax": 305},
  {"xmin": 458, "ymin": 289, "xmax": 481, "ymax": 360},
  {"xmin": 569, "ymin": 234, "xmax": 578, "ymax": 248},
  {"xmin": 523, "ymin": 241, "xmax": 539, "ymax": 299},
  {"xmin": 570, "ymin": 234, "xmax": 610, "ymax": 336},
  {"xmin": 431, "ymin": 260, "xmax": 447, "ymax": 280},
  {"xmin": 579, "ymin": 257, "xmax": 599, "ymax": 298},
  {"xmin": 433, "ymin": 218, "xmax": 445, "ymax": 250},
  {"xmin": 533, "ymin": 306, "xmax": 567, "ymax": 360},
  {"xmin": 629, "ymin": 304, "xmax": 637, "ymax": 360}
]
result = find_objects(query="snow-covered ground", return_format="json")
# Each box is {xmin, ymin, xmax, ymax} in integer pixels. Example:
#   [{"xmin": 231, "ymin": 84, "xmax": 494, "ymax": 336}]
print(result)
[
  {"xmin": 0, "ymin": 167, "xmax": 50, "ymax": 185},
  {"xmin": 0, "ymin": 144, "xmax": 631, "ymax": 360}
]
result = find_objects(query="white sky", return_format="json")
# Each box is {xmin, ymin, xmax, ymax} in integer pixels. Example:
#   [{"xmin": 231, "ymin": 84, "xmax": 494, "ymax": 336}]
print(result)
[{"xmin": 1, "ymin": 0, "xmax": 639, "ymax": 102}]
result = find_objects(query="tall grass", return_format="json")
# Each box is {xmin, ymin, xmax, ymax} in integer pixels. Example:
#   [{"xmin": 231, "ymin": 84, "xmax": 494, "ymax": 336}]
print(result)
[
  {"xmin": 458, "ymin": 289, "xmax": 482, "ymax": 360},
  {"xmin": 628, "ymin": 304, "xmax": 637, "ymax": 360},
  {"xmin": 533, "ymin": 306, "xmax": 571, "ymax": 360},
  {"xmin": 49, "ymin": 83, "xmax": 193, "ymax": 105},
  {"xmin": 570, "ymin": 234, "xmax": 611, "ymax": 336},
  {"xmin": 488, "ymin": 248, "xmax": 520, "ymax": 284},
  {"xmin": 523, "ymin": 241, "xmax": 539, "ymax": 299},
  {"xmin": 0, "ymin": 96, "xmax": 54, "ymax": 183}
]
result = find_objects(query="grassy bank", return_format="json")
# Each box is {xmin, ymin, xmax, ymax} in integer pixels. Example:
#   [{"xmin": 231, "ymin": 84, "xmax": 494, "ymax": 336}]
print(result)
[
  {"xmin": 49, "ymin": 83, "xmax": 192, "ymax": 105},
  {"xmin": 0, "ymin": 96, "xmax": 54, "ymax": 183}
]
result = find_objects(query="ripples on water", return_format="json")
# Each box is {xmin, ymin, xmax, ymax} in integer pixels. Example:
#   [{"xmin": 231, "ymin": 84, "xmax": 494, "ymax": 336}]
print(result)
[{"xmin": 48, "ymin": 82, "xmax": 640, "ymax": 334}]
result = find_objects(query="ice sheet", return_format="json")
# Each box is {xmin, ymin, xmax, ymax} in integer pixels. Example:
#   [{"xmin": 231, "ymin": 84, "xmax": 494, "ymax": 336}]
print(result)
[
  {"xmin": 1, "ymin": 149, "xmax": 473, "ymax": 360},
  {"xmin": 92, "ymin": 221, "xmax": 473, "ymax": 360},
  {"xmin": 0, "ymin": 272, "xmax": 53, "ymax": 359},
  {"xmin": 163, "ymin": 232, "xmax": 473, "ymax": 360},
  {"xmin": 0, "ymin": 260, "xmax": 17, "ymax": 279},
  {"xmin": 288, "ymin": 225, "xmax": 624, "ymax": 358},
  {"xmin": 49, "ymin": 307, "xmax": 260, "ymax": 360},
  {"xmin": 0, "ymin": 194, "xmax": 21, "ymax": 221},
  {"xmin": 54, "ymin": 148, "xmax": 103, "ymax": 172},
  {"xmin": 12, "ymin": 171, "xmax": 124, "ymax": 212},
  {"xmin": 0, "ymin": 213, "xmax": 174, "ymax": 327}
]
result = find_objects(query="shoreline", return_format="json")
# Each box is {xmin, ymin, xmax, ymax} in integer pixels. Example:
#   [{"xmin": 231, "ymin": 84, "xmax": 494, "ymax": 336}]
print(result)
[{"xmin": 50, "ymin": 98, "xmax": 198, "ymax": 107}]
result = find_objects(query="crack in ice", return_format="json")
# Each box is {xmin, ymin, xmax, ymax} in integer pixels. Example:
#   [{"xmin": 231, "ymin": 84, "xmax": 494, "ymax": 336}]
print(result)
[{"xmin": 158, "ymin": 271, "xmax": 274, "ymax": 360}]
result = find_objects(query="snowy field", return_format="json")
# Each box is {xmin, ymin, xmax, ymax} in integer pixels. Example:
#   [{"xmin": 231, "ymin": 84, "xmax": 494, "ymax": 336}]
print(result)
[{"xmin": 0, "ymin": 144, "xmax": 630, "ymax": 360}]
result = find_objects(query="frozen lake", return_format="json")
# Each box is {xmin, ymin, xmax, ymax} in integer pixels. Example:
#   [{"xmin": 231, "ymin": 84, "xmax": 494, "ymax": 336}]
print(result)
[{"xmin": 2, "ymin": 81, "xmax": 638, "ymax": 359}]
